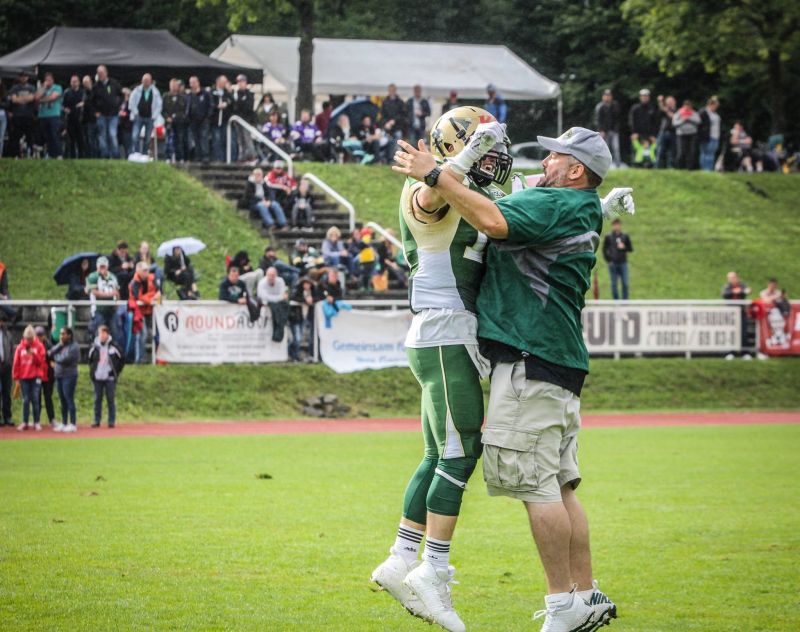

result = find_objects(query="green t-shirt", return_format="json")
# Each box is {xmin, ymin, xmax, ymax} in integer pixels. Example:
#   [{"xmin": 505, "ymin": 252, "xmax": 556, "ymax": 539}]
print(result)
[
  {"xmin": 38, "ymin": 85, "xmax": 63, "ymax": 118},
  {"xmin": 477, "ymin": 187, "xmax": 603, "ymax": 371}
]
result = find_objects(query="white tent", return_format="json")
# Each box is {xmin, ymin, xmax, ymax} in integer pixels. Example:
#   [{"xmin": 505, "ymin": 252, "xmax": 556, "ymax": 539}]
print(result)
[{"xmin": 211, "ymin": 35, "xmax": 562, "ymax": 128}]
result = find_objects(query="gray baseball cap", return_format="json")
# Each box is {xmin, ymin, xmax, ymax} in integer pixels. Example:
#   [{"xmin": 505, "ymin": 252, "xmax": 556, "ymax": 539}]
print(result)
[
  {"xmin": 536, "ymin": 127, "xmax": 612, "ymax": 181},
  {"xmin": 96, "ymin": 256, "xmax": 109, "ymax": 267}
]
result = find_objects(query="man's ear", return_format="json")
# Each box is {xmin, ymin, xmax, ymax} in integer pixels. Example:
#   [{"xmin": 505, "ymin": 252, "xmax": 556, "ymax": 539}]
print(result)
[{"xmin": 567, "ymin": 161, "xmax": 584, "ymax": 182}]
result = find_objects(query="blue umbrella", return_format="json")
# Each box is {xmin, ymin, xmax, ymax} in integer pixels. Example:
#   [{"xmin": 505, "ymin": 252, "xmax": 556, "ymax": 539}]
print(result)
[
  {"xmin": 53, "ymin": 252, "xmax": 99, "ymax": 285},
  {"xmin": 330, "ymin": 98, "xmax": 379, "ymax": 129}
]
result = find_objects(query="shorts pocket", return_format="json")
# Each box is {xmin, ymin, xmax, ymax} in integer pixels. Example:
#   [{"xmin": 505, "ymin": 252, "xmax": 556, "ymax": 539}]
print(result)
[{"xmin": 482, "ymin": 428, "xmax": 540, "ymax": 491}]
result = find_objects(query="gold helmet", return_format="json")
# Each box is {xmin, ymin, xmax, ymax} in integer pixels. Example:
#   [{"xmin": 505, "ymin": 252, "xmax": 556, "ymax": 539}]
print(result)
[{"xmin": 429, "ymin": 106, "xmax": 512, "ymax": 187}]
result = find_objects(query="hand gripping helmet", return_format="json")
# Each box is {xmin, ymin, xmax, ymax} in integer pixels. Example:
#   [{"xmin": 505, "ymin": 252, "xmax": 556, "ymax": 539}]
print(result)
[{"xmin": 429, "ymin": 106, "xmax": 513, "ymax": 187}]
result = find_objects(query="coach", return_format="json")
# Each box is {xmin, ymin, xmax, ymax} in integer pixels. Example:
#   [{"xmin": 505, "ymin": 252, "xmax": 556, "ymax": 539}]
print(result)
[{"xmin": 393, "ymin": 127, "xmax": 616, "ymax": 630}]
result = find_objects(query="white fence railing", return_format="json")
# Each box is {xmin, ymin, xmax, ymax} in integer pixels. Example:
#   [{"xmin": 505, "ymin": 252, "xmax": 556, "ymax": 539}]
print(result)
[
  {"xmin": 301, "ymin": 172, "xmax": 356, "ymax": 232},
  {"xmin": 226, "ymin": 115, "xmax": 294, "ymax": 176}
]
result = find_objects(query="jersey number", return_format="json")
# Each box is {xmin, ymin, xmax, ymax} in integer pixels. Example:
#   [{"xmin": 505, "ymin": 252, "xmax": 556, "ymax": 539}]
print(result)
[{"xmin": 463, "ymin": 233, "xmax": 488, "ymax": 263}]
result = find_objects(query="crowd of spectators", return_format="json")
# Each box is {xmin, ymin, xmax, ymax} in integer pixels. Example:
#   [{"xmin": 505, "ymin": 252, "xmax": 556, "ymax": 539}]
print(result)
[{"xmin": 595, "ymin": 88, "xmax": 792, "ymax": 172}]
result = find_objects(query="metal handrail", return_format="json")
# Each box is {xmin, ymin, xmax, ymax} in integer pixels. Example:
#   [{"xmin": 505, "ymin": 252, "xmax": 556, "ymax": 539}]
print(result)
[
  {"xmin": 226, "ymin": 115, "xmax": 294, "ymax": 176},
  {"xmin": 301, "ymin": 172, "xmax": 356, "ymax": 232},
  {"xmin": 365, "ymin": 222, "xmax": 402, "ymax": 249}
]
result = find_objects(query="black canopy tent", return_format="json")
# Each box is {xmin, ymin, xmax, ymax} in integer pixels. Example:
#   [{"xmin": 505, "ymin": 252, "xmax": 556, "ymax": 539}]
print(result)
[{"xmin": 0, "ymin": 27, "xmax": 260, "ymax": 87}]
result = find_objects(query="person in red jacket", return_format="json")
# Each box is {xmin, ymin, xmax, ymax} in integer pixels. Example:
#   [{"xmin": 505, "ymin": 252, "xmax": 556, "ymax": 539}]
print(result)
[
  {"xmin": 128, "ymin": 261, "xmax": 161, "ymax": 364},
  {"xmin": 12, "ymin": 325, "xmax": 47, "ymax": 431}
]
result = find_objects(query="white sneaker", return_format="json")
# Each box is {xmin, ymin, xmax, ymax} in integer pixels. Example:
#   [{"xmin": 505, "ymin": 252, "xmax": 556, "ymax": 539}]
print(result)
[
  {"xmin": 34, "ymin": 423, "xmax": 42, "ymax": 432},
  {"xmin": 371, "ymin": 548, "xmax": 431, "ymax": 621},
  {"xmin": 54, "ymin": 423, "xmax": 65, "ymax": 432},
  {"xmin": 403, "ymin": 561, "xmax": 465, "ymax": 632},
  {"xmin": 16, "ymin": 423, "xmax": 27, "ymax": 432},
  {"xmin": 64, "ymin": 424, "xmax": 77, "ymax": 433},
  {"xmin": 534, "ymin": 588, "xmax": 612, "ymax": 632},
  {"xmin": 586, "ymin": 580, "xmax": 617, "ymax": 624}
]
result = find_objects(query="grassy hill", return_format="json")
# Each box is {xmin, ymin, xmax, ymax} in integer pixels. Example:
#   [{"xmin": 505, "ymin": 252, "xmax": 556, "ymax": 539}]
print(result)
[
  {"xmin": 299, "ymin": 164, "xmax": 800, "ymax": 300},
  {"xmin": 0, "ymin": 161, "xmax": 265, "ymax": 299},
  {"xmin": 1, "ymin": 160, "xmax": 798, "ymax": 300}
]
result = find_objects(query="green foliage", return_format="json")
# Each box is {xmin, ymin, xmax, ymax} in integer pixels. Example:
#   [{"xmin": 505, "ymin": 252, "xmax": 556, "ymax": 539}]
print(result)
[
  {"xmin": 0, "ymin": 161, "xmax": 268, "ymax": 300},
  {"xmin": 2, "ymin": 425, "xmax": 799, "ymax": 629}
]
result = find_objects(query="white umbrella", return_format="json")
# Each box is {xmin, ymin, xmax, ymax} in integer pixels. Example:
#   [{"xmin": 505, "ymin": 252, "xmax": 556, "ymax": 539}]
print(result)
[{"xmin": 157, "ymin": 237, "xmax": 207, "ymax": 258}]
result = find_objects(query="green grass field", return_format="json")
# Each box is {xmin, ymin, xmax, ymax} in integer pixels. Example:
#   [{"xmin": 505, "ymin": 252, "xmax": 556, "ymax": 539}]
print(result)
[
  {"xmin": 2, "ymin": 424, "xmax": 798, "ymax": 630},
  {"xmin": 17, "ymin": 357, "xmax": 800, "ymax": 423}
]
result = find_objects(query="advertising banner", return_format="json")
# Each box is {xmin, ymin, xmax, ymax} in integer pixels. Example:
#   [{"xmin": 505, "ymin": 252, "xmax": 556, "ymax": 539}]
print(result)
[
  {"xmin": 582, "ymin": 305, "xmax": 742, "ymax": 354},
  {"xmin": 756, "ymin": 301, "xmax": 800, "ymax": 357},
  {"xmin": 154, "ymin": 303, "xmax": 287, "ymax": 364},
  {"xmin": 317, "ymin": 305, "xmax": 413, "ymax": 373}
]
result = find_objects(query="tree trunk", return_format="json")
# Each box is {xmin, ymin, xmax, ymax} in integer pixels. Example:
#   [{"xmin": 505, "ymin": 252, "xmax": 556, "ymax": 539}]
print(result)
[
  {"xmin": 296, "ymin": 0, "xmax": 315, "ymax": 120},
  {"xmin": 766, "ymin": 49, "xmax": 785, "ymax": 134}
]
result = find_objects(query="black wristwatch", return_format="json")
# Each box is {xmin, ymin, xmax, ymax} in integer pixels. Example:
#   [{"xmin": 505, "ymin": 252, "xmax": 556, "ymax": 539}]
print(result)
[{"xmin": 424, "ymin": 166, "xmax": 442, "ymax": 188}]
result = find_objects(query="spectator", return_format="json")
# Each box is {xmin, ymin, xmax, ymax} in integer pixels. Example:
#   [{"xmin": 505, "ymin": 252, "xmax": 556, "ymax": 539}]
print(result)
[
  {"xmin": 315, "ymin": 101, "xmax": 333, "ymax": 137},
  {"xmin": 722, "ymin": 271, "xmax": 750, "ymax": 300},
  {"xmin": 629, "ymin": 88, "xmax": 658, "ymax": 151},
  {"xmin": 50, "ymin": 326, "xmax": 79, "ymax": 432},
  {"xmin": 631, "ymin": 137, "xmax": 656, "ymax": 168},
  {"xmin": 7, "ymin": 71, "xmax": 38, "ymax": 158},
  {"xmin": 128, "ymin": 261, "xmax": 160, "ymax": 364},
  {"xmin": 242, "ymin": 167, "xmax": 280, "ymax": 230},
  {"xmin": 261, "ymin": 110, "xmax": 290, "ymax": 160},
  {"xmin": 255, "ymin": 93, "xmax": 280, "ymax": 128},
  {"xmin": 290, "ymin": 108, "xmax": 326, "ymax": 161},
  {"xmin": 134, "ymin": 241, "xmax": 163, "ymax": 287},
  {"xmin": 109, "ymin": 241, "xmax": 135, "ymax": 301},
  {"xmin": 355, "ymin": 229, "xmax": 377, "ymax": 291},
  {"xmin": 81, "ymin": 75, "xmax": 99, "ymax": 158},
  {"xmin": 85, "ymin": 256, "xmax": 120, "ymax": 337},
  {"xmin": 0, "ymin": 83, "xmax": 6, "ymax": 157},
  {"xmin": 380, "ymin": 83, "xmax": 408, "ymax": 139},
  {"xmin": 407, "ymin": 84, "xmax": 431, "ymax": 147},
  {"xmin": 729, "ymin": 121, "xmax": 754, "ymax": 172},
  {"xmin": 163, "ymin": 79, "xmax": 186, "ymax": 163},
  {"xmin": 672, "ymin": 100, "xmax": 701, "ymax": 170},
  {"xmin": 231, "ymin": 74, "xmax": 255, "ymax": 162},
  {"xmin": 441, "ymin": 90, "xmax": 460, "ymax": 115},
  {"xmin": 760, "ymin": 278, "xmax": 789, "ymax": 346},
  {"xmin": 655, "ymin": 94, "xmax": 677, "ymax": 169},
  {"xmin": 91, "ymin": 64, "xmax": 123, "ymax": 159},
  {"xmin": 35, "ymin": 72, "xmax": 63, "ymax": 159},
  {"xmin": 374, "ymin": 230, "xmax": 408, "ymax": 289},
  {"xmin": 13, "ymin": 325, "xmax": 47, "ymax": 431},
  {"xmin": 321, "ymin": 226, "xmax": 350, "ymax": 269},
  {"xmin": 292, "ymin": 178, "xmax": 315, "ymax": 230},
  {"xmin": 357, "ymin": 114, "xmax": 382, "ymax": 162},
  {"xmin": 288, "ymin": 277, "xmax": 321, "ymax": 362},
  {"xmin": 259, "ymin": 245, "xmax": 299, "ymax": 288},
  {"xmin": 290, "ymin": 238, "xmax": 324, "ymax": 277},
  {"xmin": 117, "ymin": 88, "xmax": 133, "ymax": 159},
  {"xmin": 88, "ymin": 324, "xmax": 123, "ymax": 428},
  {"xmin": 602, "ymin": 218, "xmax": 634, "ymax": 300},
  {"xmin": 0, "ymin": 316, "xmax": 15, "ymax": 427},
  {"xmin": 698, "ymin": 96, "xmax": 721, "ymax": 172},
  {"xmin": 129, "ymin": 73, "xmax": 162, "ymax": 155},
  {"xmin": 185, "ymin": 75, "xmax": 211, "ymax": 163},
  {"xmin": 320, "ymin": 268, "xmax": 343, "ymax": 303},
  {"xmin": 35, "ymin": 326, "xmax": 56, "ymax": 427},
  {"xmin": 265, "ymin": 160, "xmax": 294, "ymax": 228},
  {"xmin": 256, "ymin": 266, "xmax": 289, "ymax": 343},
  {"xmin": 229, "ymin": 250, "xmax": 264, "ymax": 298},
  {"xmin": 345, "ymin": 228, "xmax": 366, "ymax": 278},
  {"xmin": 210, "ymin": 75, "xmax": 232, "ymax": 163},
  {"xmin": 164, "ymin": 246, "xmax": 199, "ymax": 300},
  {"xmin": 0, "ymin": 260, "xmax": 19, "ymax": 322},
  {"xmin": 219, "ymin": 266, "xmax": 249, "ymax": 304},
  {"xmin": 62, "ymin": 74, "xmax": 87, "ymax": 159},
  {"xmin": 484, "ymin": 84, "xmax": 507, "ymax": 123},
  {"xmin": 66, "ymin": 257, "xmax": 91, "ymax": 300},
  {"xmin": 595, "ymin": 89, "xmax": 621, "ymax": 166}
]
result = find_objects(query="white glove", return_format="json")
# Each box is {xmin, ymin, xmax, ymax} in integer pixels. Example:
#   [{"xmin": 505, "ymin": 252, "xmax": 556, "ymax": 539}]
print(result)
[
  {"xmin": 446, "ymin": 121, "xmax": 507, "ymax": 177},
  {"xmin": 601, "ymin": 187, "xmax": 635, "ymax": 219}
]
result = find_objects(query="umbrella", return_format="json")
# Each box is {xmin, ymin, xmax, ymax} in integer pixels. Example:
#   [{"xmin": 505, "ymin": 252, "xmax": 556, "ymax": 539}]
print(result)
[
  {"xmin": 53, "ymin": 252, "xmax": 99, "ymax": 285},
  {"xmin": 330, "ymin": 98, "xmax": 379, "ymax": 130},
  {"xmin": 157, "ymin": 237, "xmax": 207, "ymax": 258}
]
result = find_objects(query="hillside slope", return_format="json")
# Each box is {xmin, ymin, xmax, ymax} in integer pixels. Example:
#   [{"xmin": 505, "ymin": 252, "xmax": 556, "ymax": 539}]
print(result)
[{"xmin": 1, "ymin": 161, "xmax": 798, "ymax": 299}]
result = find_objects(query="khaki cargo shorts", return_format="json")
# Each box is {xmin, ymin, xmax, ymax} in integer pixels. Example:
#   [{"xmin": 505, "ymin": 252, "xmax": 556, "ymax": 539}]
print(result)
[{"xmin": 482, "ymin": 360, "xmax": 582, "ymax": 503}]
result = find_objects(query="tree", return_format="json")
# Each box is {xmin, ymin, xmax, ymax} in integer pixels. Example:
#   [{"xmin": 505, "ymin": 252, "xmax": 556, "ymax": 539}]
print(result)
[{"xmin": 622, "ymin": 0, "xmax": 800, "ymax": 133}]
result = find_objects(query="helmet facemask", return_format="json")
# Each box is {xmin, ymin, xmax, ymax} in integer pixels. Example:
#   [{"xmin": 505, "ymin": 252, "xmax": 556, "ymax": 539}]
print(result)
[{"xmin": 469, "ymin": 144, "xmax": 513, "ymax": 187}]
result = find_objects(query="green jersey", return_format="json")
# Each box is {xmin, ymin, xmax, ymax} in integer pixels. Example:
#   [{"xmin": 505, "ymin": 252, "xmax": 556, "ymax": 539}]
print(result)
[
  {"xmin": 399, "ymin": 177, "xmax": 502, "ymax": 314},
  {"xmin": 477, "ymin": 187, "xmax": 603, "ymax": 371}
]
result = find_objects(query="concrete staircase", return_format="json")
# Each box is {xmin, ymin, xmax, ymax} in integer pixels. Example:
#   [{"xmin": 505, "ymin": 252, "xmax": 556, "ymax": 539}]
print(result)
[{"xmin": 180, "ymin": 162, "xmax": 409, "ymax": 301}]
